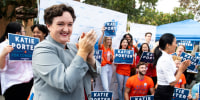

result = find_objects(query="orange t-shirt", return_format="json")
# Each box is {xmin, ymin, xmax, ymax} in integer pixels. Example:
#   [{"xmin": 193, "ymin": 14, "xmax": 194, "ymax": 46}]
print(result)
[
  {"xmin": 128, "ymin": 45, "xmax": 138, "ymax": 68},
  {"xmin": 116, "ymin": 64, "xmax": 131, "ymax": 76},
  {"xmin": 136, "ymin": 56, "xmax": 157, "ymax": 77},
  {"xmin": 174, "ymin": 74, "xmax": 186, "ymax": 88},
  {"xmin": 99, "ymin": 44, "xmax": 114, "ymax": 66},
  {"xmin": 126, "ymin": 74, "xmax": 154, "ymax": 97}
]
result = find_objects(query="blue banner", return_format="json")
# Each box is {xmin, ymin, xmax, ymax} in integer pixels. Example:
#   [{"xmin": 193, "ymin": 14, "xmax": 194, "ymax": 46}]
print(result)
[
  {"xmin": 195, "ymin": 52, "xmax": 200, "ymax": 65},
  {"xmin": 114, "ymin": 49, "xmax": 134, "ymax": 64},
  {"xmin": 8, "ymin": 33, "xmax": 39, "ymax": 60},
  {"xmin": 104, "ymin": 22, "xmax": 116, "ymax": 37},
  {"xmin": 172, "ymin": 88, "xmax": 189, "ymax": 100},
  {"xmin": 180, "ymin": 52, "xmax": 199, "ymax": 71},
  {"xmin": 130, "ymin": 95, "xmax": 154, "ymax": 100},
  {"xmin": 140, "ymin": 52, "xmax": 154, "ymax": 63},
  {"xmin": 177, "ymin": 40, "xmax": 194, "ymax": 51},
  {"xmin": 90, "ymin": 91, "xmax": 112, "ymax": 100},
  {"xmin": 94, "ymin": 50, "xmax": 102, "ymax": 64}
]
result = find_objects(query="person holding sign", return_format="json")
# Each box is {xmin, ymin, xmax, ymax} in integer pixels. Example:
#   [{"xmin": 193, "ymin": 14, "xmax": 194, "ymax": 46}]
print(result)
[
  {"xmin": 124, "ymin": 62, "xmax": 154, "ymax": 100},
  {"xmin": 31, "ymin": 24, "xmax": 49, "ymax": 41},
  {"xmin": 32, "ymin": 4, "xmax": 101, "ymax": 100},
  {"xmin": 136, "ymin": 43, "xmax": 157, "ymax": 85},
  {"xmin": 0, "ymin": 22, "xmax": 33, "ymax": 100},
  {"xmin": 98, "ymin": 27, "xmax": 114, "ymax": 92},
  {"xmin": 115, "ymin": 38, "xmax": 132, "ymax": 100},
  {"xmin": 153, "ymin": 33, "xmax": 191, "ymax": 100},
  {"xmin": 175, "ymin": 45, "xmax": 186, "ymax": 57},
  {"xmin": 123, "ymin": 33, "xmax": 138, "ymax": 75},
  {"xmin": 172, "ymin": 56, "xmax": 187, "ymax": 88}
]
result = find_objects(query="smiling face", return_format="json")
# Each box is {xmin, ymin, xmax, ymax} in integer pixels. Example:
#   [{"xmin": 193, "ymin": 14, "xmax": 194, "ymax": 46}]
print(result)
[
  {"xmin": 125, "ymin": 34, "xmax": 132, "ymax": 43},
  {"xmin": 142, "ymin": 44, "xmax": 149, "ymax": 52},
  {"xmin": 145, "ymin": 34, "xmax": 152, "ymax": 43},
  {"xmin": 176, "ymin": 45, "xmax": 185, "ymax": 56},
  {"xmin": 138, "ymin": 64, "xmax": 147, "ymax": 76},
  {"xmin": 33, "ymin": 27, "xmax": 46, "ymax": 41},
  {"xmin": 168, "ymin": 38, "xmax": 177, "ymax": 54},
  {"xmin": 47, "ymin": 11, "xmax": 73, "ymax": 45}
]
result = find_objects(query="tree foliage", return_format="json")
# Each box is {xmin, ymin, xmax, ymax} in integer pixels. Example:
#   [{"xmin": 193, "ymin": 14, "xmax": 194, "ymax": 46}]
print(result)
[
  {"xmin": 0, "ymin": 0, "xmax": 37, "ymax": 20},
  {"xmin": 84, "ymin": 0, "xmax": 194, "ymax": 25},
  {"xmin": 179, "ymin": 0, "xmax": 200, "ymax": 21}
]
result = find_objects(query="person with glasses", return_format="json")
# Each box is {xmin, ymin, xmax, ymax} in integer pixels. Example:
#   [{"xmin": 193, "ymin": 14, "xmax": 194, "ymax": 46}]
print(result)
[{"xmin": 0, "ymin": 22, "xmax": 33, "ymax": 100}]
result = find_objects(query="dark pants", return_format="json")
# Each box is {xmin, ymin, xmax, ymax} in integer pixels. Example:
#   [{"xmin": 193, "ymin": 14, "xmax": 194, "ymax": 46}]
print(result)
[
  {"xmin": 3, "ymin": 79, "xmax": 33, "ymax": 100},
  {"xmin": 154, "ymin": 85, "xmax": 174, "ymax": 100}
]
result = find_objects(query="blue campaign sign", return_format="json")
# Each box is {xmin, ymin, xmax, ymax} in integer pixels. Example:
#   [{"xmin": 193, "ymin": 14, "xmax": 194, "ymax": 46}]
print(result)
[
  {"xmin": 140, "ymin": 52, "xmax": 154, "ymax": 63},
  {"xmin": 177, "ymin": 40, "xmax": 194, "ymax": 51},
  {"xmin": 104, "ymin": 22, "xmax": 116, "ymax": 37},
  {"xmin": 171, "ymin": 53, "xmax": 177, "ymax": 56},
  {"xmin": 114, "ymin": 49, "xmax": 134, "ymax": 64},
  {"xmin": 94, "ymin": 50, "xmax": 102, "ymax": 64},
  {"xmin": 180, "ymin": 52, "xmax": 199, "ymax": 71},
  {"xmin": 172, "ymin": 88, "xmax": 189, "ymax": 100},
  {"xmin": 91, "ymin": 91, "xmax": 112, "ymax": 100},
  {"xmin": 130, "ymin": 95, "xmax": 154, "ymax": 100},
  {"xmin": 8, "ymin": 33, "xmax": 39, "ymax": 61},
  {"xmin": 195, "ymin": 52, "xmax": 200, "ymax": 65}
]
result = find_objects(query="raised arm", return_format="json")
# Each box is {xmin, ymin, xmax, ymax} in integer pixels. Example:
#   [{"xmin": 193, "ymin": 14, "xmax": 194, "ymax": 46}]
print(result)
[
  {"xmin": 170, "ymin": 60, "xmax": 191, "ymax": 86},
  {"xmin": 98, "ymin": 26, "xmax": 105, "ymax": 49}
]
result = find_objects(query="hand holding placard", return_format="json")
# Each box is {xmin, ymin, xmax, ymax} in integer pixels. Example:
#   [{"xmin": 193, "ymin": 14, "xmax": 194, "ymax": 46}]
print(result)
[{"xmin": 179, "ymin": 60, "xmax": 191, "ymax": 73}]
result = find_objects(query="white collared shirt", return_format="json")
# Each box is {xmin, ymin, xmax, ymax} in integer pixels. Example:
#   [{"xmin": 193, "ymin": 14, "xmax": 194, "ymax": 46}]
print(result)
[
  {"xmin": 156, "ymin": 50, "xmax": 176, "ymax": 85},
  {"xmin": 0, "ymin": 40, "xmax": 33, "ymax": 94}
]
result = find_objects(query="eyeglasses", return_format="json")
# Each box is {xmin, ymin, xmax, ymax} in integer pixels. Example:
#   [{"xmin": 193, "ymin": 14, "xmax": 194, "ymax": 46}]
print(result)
[{"xmin": 20, "ymin": 31, "xmax": 26, "ymax": 35}]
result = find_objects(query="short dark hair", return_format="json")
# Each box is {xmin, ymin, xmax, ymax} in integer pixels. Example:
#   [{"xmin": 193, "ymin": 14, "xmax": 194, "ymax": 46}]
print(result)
[
  {"xmin": 145, "ymin": 32, "xmax": 152, "ymax": 36},
  {"xmin": 0, "ymin": 22, "xmax": 22, "ymax": 42},
  {"xmin": 31, "ymin": 24, "xmax": 49, "ymax": 37},
  {"xmin": 44, "ymin": 4, "xmax": 76, "ymax": 25},
  {"xmin": 136, "ymin": 62, "xmax": 146, "ymax": 68}
]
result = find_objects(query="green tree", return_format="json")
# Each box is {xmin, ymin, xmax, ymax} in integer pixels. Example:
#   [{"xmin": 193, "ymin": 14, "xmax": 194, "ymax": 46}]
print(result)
[
  {"xmin": 0, "ymin": 0, "xmax": 37, "ymax": 20},
  {"xmin": 84, "ymin": 0, "xmax": 158, "ymax": 21},
  {"xmin": 179, "ymin": 0, "xmax": 200, "ymax": 21},
  {"xmin": 84, "ymin": 0, "xmax": 194, "ymax": 25}
]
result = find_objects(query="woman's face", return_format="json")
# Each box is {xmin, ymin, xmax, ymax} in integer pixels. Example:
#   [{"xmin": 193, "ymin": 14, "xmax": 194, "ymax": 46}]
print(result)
[
  {"xmin": 142, "ymin": 44, "xmax": 149, "ymax": 52},
  {"xmin": 21, "ymin": 27, "xmax": 26, "ymax": 35},
  {"xmin": 33, "ymin": 27, "xmax": 46, "ymax": 41},
  {"xmin": 176, "ymin": 45, "xmax": 185, "ymax": 56},
  {"xmin": 125, "ymin": 35, "xmax": 131, "ymax": 42},
  {"xmin": 106, "ymin": 37, "xmax": 112, "ymax": 46},
  {"xmin": 168, "ymin": 38, "xmax": 177, "ymax": 54},
  {"xmin": 175, "ymin": 60, "xmax": 181, "ymax": 69},
  {"xmin": 121, "ymin": 39, "xmax": 128, "ymax": 49},
  {"xmin": 47, "ymin": 11, "xmax": 73, "ymax": 45}
]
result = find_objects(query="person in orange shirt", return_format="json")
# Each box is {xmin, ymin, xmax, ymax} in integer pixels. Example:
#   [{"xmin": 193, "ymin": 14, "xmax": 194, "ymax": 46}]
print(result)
[
  {"xmin": 98, "ymin": 27, "xmax": 114, "ymax": 91},
  {"xmin": 123, "ymin": 33, "xmax": 138, "ymax": 76},
  {"xmin": 136, "ymin": 43, "xmax": 157, "ymax": 85},
  {"xmin": 115, "ymin": 38, "xmax": 131, "ymax": 100},
  {"xmin": 172, "ymin": 56, "xmax": 186, "ymax": 88},
  {"xmin": 124, "ymin": 62, "xmax": 154, "ymax": 100}
]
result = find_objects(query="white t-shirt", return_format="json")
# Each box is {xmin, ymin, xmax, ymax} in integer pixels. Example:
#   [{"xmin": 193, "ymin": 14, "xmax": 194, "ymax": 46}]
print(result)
[
  {"xmin": 0, "ymin": 40, "xmax": 33, "ymax": 94},
  {"xmin": 156, "ymin": 50, "xmax": 176, "ymax": 85}
]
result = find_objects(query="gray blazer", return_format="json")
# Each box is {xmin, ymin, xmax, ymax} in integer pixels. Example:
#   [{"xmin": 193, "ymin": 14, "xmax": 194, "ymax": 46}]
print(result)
[{"xmin": 32, "ymin": 35, "xmax": 101, "ymax": 100}]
